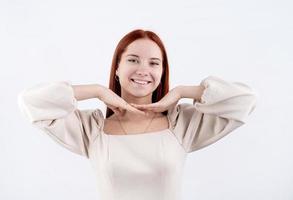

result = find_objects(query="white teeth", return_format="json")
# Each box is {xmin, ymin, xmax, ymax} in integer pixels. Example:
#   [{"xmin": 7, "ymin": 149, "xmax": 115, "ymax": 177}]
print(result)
[
  {"xmin": 132, "ymin": 79, "xmax": 149, "ymax": 85},
  {"xmin": 134, "ymin": 80, "xmax": 148, "ymax": 84}
]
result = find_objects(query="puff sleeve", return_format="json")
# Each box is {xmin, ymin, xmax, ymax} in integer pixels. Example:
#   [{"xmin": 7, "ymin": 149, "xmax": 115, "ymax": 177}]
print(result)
[
  {"xmin": 17, "ymin": 81, "xmax": 103, "ymax": 158},
  {"xmin": 168, "ymin": 76, "xmax": 257, "ymax": 153}
]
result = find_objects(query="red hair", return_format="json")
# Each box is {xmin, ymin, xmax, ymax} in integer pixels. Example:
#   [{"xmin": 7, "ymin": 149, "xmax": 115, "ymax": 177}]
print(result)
[{"xmin": 106, "ymin": 29, "xmax": 170, "ymax": 118}]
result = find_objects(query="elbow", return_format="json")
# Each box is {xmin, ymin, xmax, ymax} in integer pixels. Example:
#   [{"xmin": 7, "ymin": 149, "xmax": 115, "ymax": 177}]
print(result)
[
  {"xmin": 247, "ymin": 90, "xmax": 258, "ymax": 115},
  {"xmin": 17, "ymin": 87, "xmax": 33, "ymax": 106},
  {"xmin": 17, "ymin": 90, "xmax": 28, "ymax": 112},
  {"xmin": 236, "ymin": 92, "xmax": 258, "ymax": 124},
  {"xmin": 17, "ymin": 89, "xmax": 36, "ymax": 124}
]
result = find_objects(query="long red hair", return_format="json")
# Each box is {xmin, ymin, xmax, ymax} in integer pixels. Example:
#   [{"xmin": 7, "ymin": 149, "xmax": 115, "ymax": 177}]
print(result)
[{"xmin": 106, "ymin": 29, "xmax": 170, "ymax": 118}]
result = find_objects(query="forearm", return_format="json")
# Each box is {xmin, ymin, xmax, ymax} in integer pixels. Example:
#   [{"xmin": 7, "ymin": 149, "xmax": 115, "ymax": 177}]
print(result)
[
  {"xmin": 175, "ymin": 85, "xmax": 205, "ymax": 102},
  {"xmin": 71, "ymin": 84, "xmax": 106, "ymax": 101}
]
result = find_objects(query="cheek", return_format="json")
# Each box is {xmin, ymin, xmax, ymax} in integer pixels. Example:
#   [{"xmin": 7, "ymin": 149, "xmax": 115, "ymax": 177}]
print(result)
[
  {"xmin": 118, "ymin": 67, "xmax": 132, "ymax": 79},
  {"xmin": 154, "ymin": 70, "xmax": 163, "ymax": 82}
]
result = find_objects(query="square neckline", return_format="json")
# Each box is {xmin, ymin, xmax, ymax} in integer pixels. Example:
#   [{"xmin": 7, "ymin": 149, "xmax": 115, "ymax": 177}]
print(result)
[{"xmin": 101, "ymin": 112, "xmax": 173, "ymax": 137}]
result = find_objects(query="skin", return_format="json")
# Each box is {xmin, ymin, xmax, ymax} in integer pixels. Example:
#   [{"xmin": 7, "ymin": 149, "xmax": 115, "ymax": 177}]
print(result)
[
  {"xmin": 112, "ymin": 38, "xmax": 205, "ymax": 123},
  {"xmin": 72, "ymin": 38, "xmax": 205, "ymax": 134},
  {"xmin": 115, "ymin": 38, "xmax": 170, "ymax": 121}
]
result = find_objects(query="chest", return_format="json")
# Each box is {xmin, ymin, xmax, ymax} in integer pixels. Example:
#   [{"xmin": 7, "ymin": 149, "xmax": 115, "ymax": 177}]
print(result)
[
  {"xmin": 89, "ymin": 131, "xmax": 187, "ymax": 200},
  {"xmin": 103, "ymin": 115, "xmax": 170, "ymax": 135}
]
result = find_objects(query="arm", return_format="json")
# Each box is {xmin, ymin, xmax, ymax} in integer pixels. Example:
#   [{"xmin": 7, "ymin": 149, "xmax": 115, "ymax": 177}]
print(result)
[
  {"xmin": 18, "ymin": 81, "xmax": 104, "ymax": 158},
  {"xmin": 175, "ymin": 85, "xmax": 205, "ymax": 102},
  {"xmin": 71, "ymin": 83, "xmax": 106, "ymax": 101},
  {"xmin": 168, "ymin": 76, "xmax": 258, "ymax": 153}
]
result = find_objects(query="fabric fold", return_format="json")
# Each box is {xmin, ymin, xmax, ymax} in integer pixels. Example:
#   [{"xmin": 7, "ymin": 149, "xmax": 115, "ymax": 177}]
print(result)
[
  {"xmin": 18, "ymin": 81, "xmax": 102, "ymax": 158},
  {"xmin": 168, "ymin": 75, "xmax": 257, "ymax": 153}
]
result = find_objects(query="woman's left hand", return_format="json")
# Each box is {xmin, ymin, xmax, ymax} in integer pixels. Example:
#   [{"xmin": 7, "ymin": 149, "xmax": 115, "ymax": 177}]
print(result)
[{"xmin": 130, "ymin": 87, "xmax": 181, "ymax": 114}]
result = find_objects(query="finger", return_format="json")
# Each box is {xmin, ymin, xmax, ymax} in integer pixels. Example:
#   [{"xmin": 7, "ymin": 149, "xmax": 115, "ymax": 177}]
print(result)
[
  {"xmin": 112, "ymin": 107, "xmax": 121, "ymax": 116},
  {"xmin": 115, "ymin": 108, "xmax": 123, "ymax": 116},
  {"xmin": 132, "ymin": 103, "xmax": 159, "ymax": 108},
  {"xmin": 122, "ymin": 102, "xmax": 147, "ymax": 116},
  {"xmin": 131, "ymin": 107, "xmax": 147, "ymax": 115},
  {"xmin": 132, "ymin": 105, "xmax": 157, "ymax": 112},
  {"xmin": 107, "ymin": 104, "xmax": 122, "ymax": 116},
  {"xmin": 128, "ymin": 106, "xmax": 147, "ymax": 116},
  {"xmin": 113, "ymin": 110, "xmax": 119, "ymax": 116},
  {"xmin": 118, "ymin": 107, "xmax": 125, "ymax": 116},
  {"xmin": 140, "ymin": 105, "xmax": 164, "ymax": 113}
]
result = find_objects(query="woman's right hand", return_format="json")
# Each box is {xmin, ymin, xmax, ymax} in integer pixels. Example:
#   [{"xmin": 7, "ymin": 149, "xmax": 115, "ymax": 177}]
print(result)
[{"xmin": 97, "ymin": 86, "xmax": 147, "ymax": 116}]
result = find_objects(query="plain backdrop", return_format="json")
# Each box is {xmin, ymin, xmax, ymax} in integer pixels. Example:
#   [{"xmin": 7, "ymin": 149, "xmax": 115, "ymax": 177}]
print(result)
[{"xmin": 1, "ymin": 0, "xmax": 292, "ymax": 199}]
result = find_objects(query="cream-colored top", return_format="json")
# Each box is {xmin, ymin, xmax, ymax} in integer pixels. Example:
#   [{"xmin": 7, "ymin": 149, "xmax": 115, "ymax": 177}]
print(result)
[{"xmin": 18, "ymin": 76, "xmax": 257, "ymax": 200}]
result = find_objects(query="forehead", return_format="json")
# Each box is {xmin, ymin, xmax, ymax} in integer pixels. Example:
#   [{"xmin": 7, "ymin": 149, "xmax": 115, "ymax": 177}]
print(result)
[{"xmin": 122, "ymin": 39, "xmax": 162, "ymax": 59}]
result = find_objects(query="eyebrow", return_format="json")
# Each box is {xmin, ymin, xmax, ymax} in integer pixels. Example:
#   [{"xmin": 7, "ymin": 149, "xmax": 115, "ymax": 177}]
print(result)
[{"xmin": 126, "ymin": 54, "xmax": 161, "ymax": 61}]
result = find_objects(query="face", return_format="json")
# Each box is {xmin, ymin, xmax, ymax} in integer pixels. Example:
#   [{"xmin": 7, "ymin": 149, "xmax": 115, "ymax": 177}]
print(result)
[{"xmin": 116, "ymin": 38, "xmax": 163, "ymax": 100}]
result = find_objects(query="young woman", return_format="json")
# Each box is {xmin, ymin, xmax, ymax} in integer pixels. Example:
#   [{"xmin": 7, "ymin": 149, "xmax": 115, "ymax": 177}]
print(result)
[{"xmin": 18, "ymin": 29, "xmax": 257, "ymax": 200}]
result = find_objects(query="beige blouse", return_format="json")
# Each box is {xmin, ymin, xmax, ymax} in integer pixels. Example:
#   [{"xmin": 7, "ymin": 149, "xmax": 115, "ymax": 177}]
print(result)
[{"xmin": 18, "ymin": 75, "xmax": 257, "ymax": 200}]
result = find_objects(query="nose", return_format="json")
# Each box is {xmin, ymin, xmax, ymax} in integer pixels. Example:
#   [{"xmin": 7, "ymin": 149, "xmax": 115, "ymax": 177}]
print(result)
[
  {"xmin": 135, "ymin": 69, "xmax": 148, "ymax": 77},
  {"xmin": 135, "ymin": 60, "xmax": 150, "ymax": 75}
]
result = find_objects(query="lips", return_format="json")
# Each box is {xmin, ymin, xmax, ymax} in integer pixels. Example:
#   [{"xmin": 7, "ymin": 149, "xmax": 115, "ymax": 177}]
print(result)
[
  {"xmin": 130, "ymin": 78, "xmax": 152, "ymax": 85},
  {"xmin": 131, "ymin": 78, "xmax": 151, "ymax": 83}
]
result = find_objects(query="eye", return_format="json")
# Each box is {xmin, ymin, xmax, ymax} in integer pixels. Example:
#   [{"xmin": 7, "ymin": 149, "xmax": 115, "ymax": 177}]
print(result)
[
  {"xmin": 128, "ymin": 59, "xmax": 138, "ymax": 63},
  {"xmin": 150, "ymin": 62, "xmax": 159, "ymax": 66}
]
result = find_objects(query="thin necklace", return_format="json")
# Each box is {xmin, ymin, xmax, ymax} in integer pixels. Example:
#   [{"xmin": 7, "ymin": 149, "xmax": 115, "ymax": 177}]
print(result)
[{"xmin": 116, "ymin": 112, "xmax": 157, "ymax": 135}]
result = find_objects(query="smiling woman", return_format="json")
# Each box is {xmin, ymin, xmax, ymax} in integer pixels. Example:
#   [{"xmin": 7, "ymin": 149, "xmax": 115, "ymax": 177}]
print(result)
[
  {"xmin": 18, "ymin": 29, "xmax": 257, "ymax": 200},
  {"xmin": 106, "ymin": 30, "xmax": 171, "ymax": 119},
  {"xmin": 113, "ymin": 38, "xmax": 165, "ymax": 114}
]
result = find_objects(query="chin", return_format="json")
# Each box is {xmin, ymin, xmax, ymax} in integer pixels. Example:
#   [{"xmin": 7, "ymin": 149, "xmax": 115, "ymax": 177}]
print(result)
[
  {"xmin": 131, "ymin": 91, "xmax": 153, "ymax": 98},
  {"xmin": 122, "ymin": 82, "xmax": 157, "ymax": 96}
]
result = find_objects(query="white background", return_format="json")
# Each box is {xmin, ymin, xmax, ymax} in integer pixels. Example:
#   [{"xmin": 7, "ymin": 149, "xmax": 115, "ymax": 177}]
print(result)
[{"xmin": 1, "ymin": 0, "xmax": 292, "ymax": 199}]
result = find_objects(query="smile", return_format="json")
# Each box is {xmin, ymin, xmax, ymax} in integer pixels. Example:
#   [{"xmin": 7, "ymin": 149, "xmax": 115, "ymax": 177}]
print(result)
[{"xmin": 130, "ymin": 79, "xmax": 151, "ymax": 86}]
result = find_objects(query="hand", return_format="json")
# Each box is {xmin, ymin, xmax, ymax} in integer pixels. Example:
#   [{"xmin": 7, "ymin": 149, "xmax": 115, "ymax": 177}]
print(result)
[
  {"xmin": 130, "ymin": 87, "xmax": 181, "ymax": 114},
  {"xmin": 98, "ymin": 87, "xmax": 147, "ymax": 116}
]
